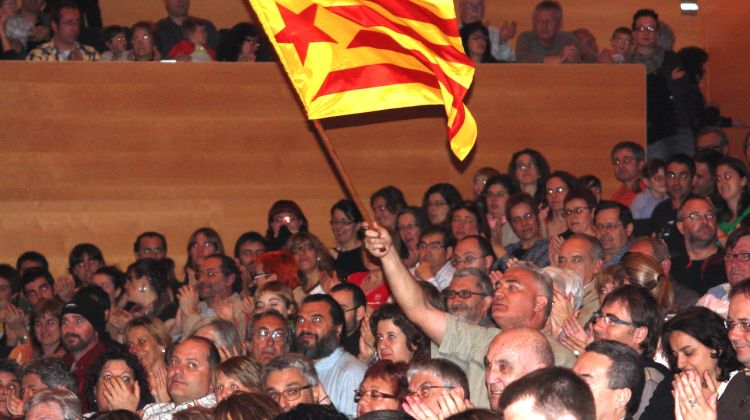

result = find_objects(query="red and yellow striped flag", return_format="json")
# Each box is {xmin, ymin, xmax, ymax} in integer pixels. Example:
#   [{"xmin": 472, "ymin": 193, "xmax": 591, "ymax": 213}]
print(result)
[{"xmin": 248, "ymin": 0, "xmax": 478, "ymax": 160}]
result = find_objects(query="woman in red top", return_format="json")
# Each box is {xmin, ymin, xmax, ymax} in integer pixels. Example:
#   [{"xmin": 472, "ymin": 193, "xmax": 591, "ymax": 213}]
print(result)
[{"xmin": 348, "ymin": 248, "xmax": 391, "ymax": 310}]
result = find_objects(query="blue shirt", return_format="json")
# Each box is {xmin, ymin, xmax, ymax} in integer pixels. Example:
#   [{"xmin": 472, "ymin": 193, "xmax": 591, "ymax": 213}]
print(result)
[
  {"xmin": 315, "ymin": 347, "xmax": 366, "ymax": 418},
  {"xmin": 631, "ymin": 188, "xmax": 666, "ymax": 220}
]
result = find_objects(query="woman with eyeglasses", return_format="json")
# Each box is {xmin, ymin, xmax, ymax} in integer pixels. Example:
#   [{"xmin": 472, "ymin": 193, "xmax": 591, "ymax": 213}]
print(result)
[
  {"xmin": 329, "ymin": 199, "xmax": 366, "ymax": 281},
  {"xmin": 183, "ymin": 227, "xmax": 225, "ymax": 287},
  {"xmin": 369, "ymin": 304, "xmax": 429, "ymax": 364},
  {"xmin": 356, "ymin": 360, "xmax": 408, "ymax": 416},
  {"xmin": 285, "ymin": 232, "xmax": 340, "ymax": 295},
  {"xmin": 508, "ymin": 149, "xmax": 550, "ymax": 207},
  {"xmin": 715, "ymin": 157, "xmax": 750, "ymax": 237},
  {"xmin": 83, "ymin": 349, "xmax": 155, "ymax": 414},
  {"xmin": 125, "ymin": 316, "xmax": 171, "ymax": 403},
  {"xmin": 214, "ymin": 356, "xmax": 262, "ymax": 402},
  {"xmin": 481, "ymin": 175, "xmax": 519, "ymax": 255},
  {"xmin": 265, "ymin": 200, "xmax": 309, "ymax": 251}
]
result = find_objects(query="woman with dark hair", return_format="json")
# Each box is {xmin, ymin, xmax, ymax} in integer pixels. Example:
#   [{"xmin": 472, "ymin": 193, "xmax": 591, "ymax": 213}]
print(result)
[
  {"xmin": 183, "ymin": 227, "xmax": 225, "ymax": 285},
  {"xmin": 542, "ymin": 171, "xmax": 577, "ymax": 238},
  {"xmin": 265, "ymin": 200, "xmax": 309, "ymax": 250},
  {"xmin": 481, "ymin": 175, "xmax": 519, "ymax": 253},
  {"xmin": 678, "ymin": 46, "xmax": 734, "ymax": 132},
  {"xmin": 130, "ymin": 21, "xmax": 160, "ymax": 61},
  {"xmin": 9, "ymin": 298, "xmax": 65, "ymax": 364},
  {"xmin": 369, "ymin": 304, "xmax": 429, "ymax": 364},
  {"xmin": 285, "ymin": 232, "xmax": 340, "ymax": 295},
  {"xmin": 356, "ymin": 360, "xmax": 409, "ymax": 417},
  {"xmin": 329, "ymin": 199, "xmax": 366, "ymax": 280},
  {"xmin": 214, "ymin": 392, "xmax": 282, "ymax": 420},
  {"xmin": 460, "ymin": 22, "xmax": 495, "ymax": 64},
  {"xmin": 508, "ymin": 149, "xmax": 550, "ymax": 205},
  {"xmin": 395, "ymin": 206, "xmax": 428, "ymax": 270},
  {"xmin": 84, "ymin": 349, "xmax": 155, "ymax": 414},
  {"xmin": 216, "ymin": 22, "xmax": 263, "ymax": 62},
  {"xmin": 422, "ymin": 183, "xmax": 463, "ymax": 229},
  {"xmin": 122, "ymin": 259, "xmax": 178, "ymax": 322},
  {"xmin": 450, "ymin": 201, "xmax": 489, "ymax": 241},
  {"xmin": 371, "ymin": 186, "xmax": 407, "ymax": 231},
  {"xmin": 661, "ymin": 307, "xmax": 741, "ymax": 407},
  {"xmin": 715, "ymin": 157, "xmax": 750, "ymax": 236}
]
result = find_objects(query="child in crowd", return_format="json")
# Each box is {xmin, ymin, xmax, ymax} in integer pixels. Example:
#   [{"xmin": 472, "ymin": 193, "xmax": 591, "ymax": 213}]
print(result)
[
  {"xmin": 100, "ymin": 25, "xmax": 130, "ymax": 61},
  {"xmin": 599, "ymin": 27, "xmax": 632, "ymax": 64},
  {"xmin": 168, "ymin": 17, "xmax": 216, "ymax": 62},
  {"xmin": 630, "ymin": 158, "xmax": 667, "ymax": 219}
]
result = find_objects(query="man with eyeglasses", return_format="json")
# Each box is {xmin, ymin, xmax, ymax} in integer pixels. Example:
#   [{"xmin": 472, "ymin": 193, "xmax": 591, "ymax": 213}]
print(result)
[
  {"xmin": 591, "ymin": 285, "xmax": 673, "ymax": 418},
  {"xmin": 593, "ymin": 201, "xmax": 633, "ymax": 268},
  {"xmin": 723, "ymin": 278, "xmax": 750, "ymax": 412},
  {"xmin": 262, "ymin": 354, "xmax": 330, "ymax": 412},
  {"xmin": 649, "ymin": 154, "xmax": 695, "ymax": 259},
  {"xmin": 671, "ymin": 196, "xmax": 727, "ymax": 304},
  {"xmin": 451, "ymin": 235, "xmax": 495, "ymax": 274},
  {"xmin": 414, "ymin": 228, "xmax": 455, "ymax": 290},
  {"xmin": 516, "ymin": 1, "xmax": 581, "ymax": 64},
  {"xmin": 293, "ymin": 294, "xmax": 365, "ymax": 417},
  {"xmin": 404, "ymin": 358, "xmax": 470, "ymax": 415},
  {"xmin": 133, "ymin": 231, "xmax": 168, "ymax": 261},
  {"xmin": 329, "ymin": 283, "xmax": 367, "ymax": 357},
  {"xmin": 247, "ymin": 310, "xmax": 291, "ymax": 367},
  {"xmin": 494, "ymin": 193, "xmax": 549, "ymax": 272},
  {"xmin": 697, "ymin": 227, "xmax": 750, "ymax": 318},
  {"xmin": 442, "ymin": 268, "xmax": 493, "ymax": 326},
  {"xmin": 610, "ymin": 142, "xmax": 646, "ymax": 207}
]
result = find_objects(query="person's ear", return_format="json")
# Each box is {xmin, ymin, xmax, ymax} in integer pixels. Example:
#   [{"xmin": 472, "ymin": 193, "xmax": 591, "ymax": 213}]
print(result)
[
  {"xmin": 534, "ymin": 295, "xmax": 548, "ymax": 313},
  {"xmin": 676, "ymin": 220, "xmax": 685, "ymax": 236},
  {"xmin": 626, "ymin": 223, "xmax": 634, "ymax": 237},
  {"xmin": 481, "ymin": 295, "xmax": 493, "ymax": 314},
  {"xmin": 355, "ymin": 306, "xmax": 366, "ymax": 324},
  {"xmin": 593, "ymin": 258, "xmax": 604, "ymax": 276},
  {"xmin": 614, "ymin": 387, "xmax": 632, "ymax": 410},
  {"xmin": 445, "ymin": 246, "xmax": 454, "ymax": 259}
]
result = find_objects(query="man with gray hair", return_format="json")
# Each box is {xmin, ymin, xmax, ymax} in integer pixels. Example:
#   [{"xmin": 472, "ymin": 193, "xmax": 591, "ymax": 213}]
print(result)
[
  {"xmin": 16, "ymin": 358, "xmax": 76, "ymax": 414},
  {"xmin": 556, "ymin": 234, "xmax": 604, "ymax": 326},
  {"xmin": 442, "ymin": 268, "xmax": 493, "ymax": 326},
  {"xmin": 516, "ymin": 1, "xmax": 581, "ymax": 63},
  {"xmin": 405, "ymin": 358, "xmax": 470, "ymax": 415},
  {"xmin": 25, "ymin": 388, "xmax": 82, "ymax": 420},
  {"xmin": 262, "ymin": 354, "xmax": 330, "ymax": 412}
]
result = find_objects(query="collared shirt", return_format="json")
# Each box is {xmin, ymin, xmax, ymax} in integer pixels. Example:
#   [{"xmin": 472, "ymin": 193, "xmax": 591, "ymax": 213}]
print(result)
[
  {"xmin": 315, "ymin": 347, "xmax": 366, "ymax": 418},
  {"xmin": 603, "ymin": 244, "xmax": 629, "ymax": 269},
  {"xmin": 26, "ymin": 40, "xmax": 99, "ymax": 61},
  {"xmin": 142, "ymin": 393, "xmax": 216, "ymax": 420},
  {"xmin": 426, "ymin": 260, "xmax": 456, "ymax": 291},
  {"xmin": 494, "ymin": 238, "xmax": 550, "ymax": 272}
]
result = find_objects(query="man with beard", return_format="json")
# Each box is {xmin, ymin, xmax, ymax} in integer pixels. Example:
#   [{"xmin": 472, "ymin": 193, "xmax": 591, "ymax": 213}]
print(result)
[
  {"xmin": 233, "ymin": 231, "xmax": 267, "ymax": 285},
  {"xmin": 329, "ymin": 283, "xmax": 366, "ymax": 357},
  {"xmin": 494, "ymin": 193, "xmax": 549, "ymax": 272},
  {"xmin": 293, "ymin": 294, "xmax": 365, "ymax": 418},
  {"xmin": 671, "ymin": 196, "xmax": 727, "ymax": 303},
  {"xmin": 60, "ymin": 297, "xmax": 107, "ymax": 401},
  {"xmin": 649, "ymin": 154, "xmax": 695, "ymax": 258},
  {"xmin": 698, "ymin": 227, "xmax": 750, "ymax": 317},
  {"xmin": 691, "ymin": 148, "xmax": 722, "ymax": 200},
  {"xmin": 609, "ymin": 142, "xmax": 646, "ymax": 207},
  {"xmin": 594, "ymin": 201, "xmax": 633, "ymax": 268},
  {"xmin": 442, "ymin": 268, "xmax": 493, "ymax": 326},
  {"xmin": 142, "ymin": 336, "xmax": 220, "ymax": 419}
]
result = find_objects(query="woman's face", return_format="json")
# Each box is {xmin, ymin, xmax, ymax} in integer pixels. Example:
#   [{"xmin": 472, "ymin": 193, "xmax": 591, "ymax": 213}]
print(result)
[
  {"xmin": 468, "ymin": 31, "xmax": 487, "ymax": 56},
  {"xmin": 238, "ymin": 37, "xmax": 259, "ymax": 62},
  {"xmin": 108, "ymin": 32, "xmax": 127, "ymax": 54},
  {"xmin": 330, "ymin": 209, "xmax": 358, "ymax": 246},
  {"xmin": 611, "ymin": 32, "xmax": 632, "ymax": 55},
  {"xmin": 95, "ymin": 360, "xmax": 136, "ymax": 411},
  {"xmin": 632, "ymin": 16, "xmax": 657, "ymax": 49},
  {"xmin": 92, "ymin": 273, "xmax": 120, "ymax": 306},
  {"xmin": 451, "ymin": 208, "xmax": 479, "ymax": 241},
  {"xmin": 215, "ymin": 371, "xmax": 254, "ymax": 402},
  {"xmin": 668, "ymin": 330, "xmax": 720, "ymax": 379},
  {"xmin": 34, "ymin": 312, "xmax": 60, "ymax": 347},
  {"xmin": 131, "ymin": 28, "xmax": 154, "ymax": 58},
  {"xmin": 397, "ymin": 212, "xmax": 421, "ymax": 251},
  {"xmin": 485, "ymin": 183, "xmax": 509, "ymax": 219},
  {"xmin": 255, "ymin": 292, "xmax": 289, "ymax": 316},
  {"xmin": 649, "ymin": 168, "xmax": 667, "ymax": 195},
  {"xmin": 426, "ymin": 192, "xmax": 450, "ymax": 226},
  {"xmin": 290, "ymin": 240, "xmax": 317, "ymax": 272},
  {"xmin": 357, "ymin": 375, "xmax": 400, "ymax": 417},
  {"xmin": 545, "ymin": 177, "xmax": 569, "ymax": 211},
  {"xmin": 716, "ymin": 164, "xmax": 747, "ymax": 203},
  {"xmin": 514, "ymin": 154, "xmax": 540, "ymax": 186},
  {"xmin": 270, "ymin": 211, "xmax": 302, "ymax": 236},
  {"xmin": 376, "ymin": 319, "xmax": 415, "ymax": 364},
  {"xmin": 190, "ymin": 232, "xmax": 216, "ymax": 265},
  {"xmin": 126, "ymin": 326, "xmax": 165, "ymax": 371}
]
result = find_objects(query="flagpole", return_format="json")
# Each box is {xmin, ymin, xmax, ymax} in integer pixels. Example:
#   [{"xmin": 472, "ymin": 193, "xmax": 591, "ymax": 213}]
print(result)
[{"xmin": 312, "ymin": 120, "xmax": 374, "ymax": 226}]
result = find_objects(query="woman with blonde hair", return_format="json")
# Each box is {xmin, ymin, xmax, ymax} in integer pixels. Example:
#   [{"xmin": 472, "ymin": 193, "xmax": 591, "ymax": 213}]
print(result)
[
  {"xmin": 254, "ymin": 281, "xmax": 296, "ymax": 317},
  {"xmin": 214, "ymin": 356, "xmax": 263, "ymax": 402},
  {"xmin": 124, "ymin": 316, "xmax": 172, "ymax": 402},
  {"xmin": 619, "ymin": 252, "xmax": 675, "ymax": 311}
]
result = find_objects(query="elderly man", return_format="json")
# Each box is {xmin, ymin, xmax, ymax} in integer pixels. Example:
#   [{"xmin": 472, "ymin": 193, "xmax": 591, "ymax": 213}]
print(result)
[
  {"xmin": 263, "ymin": 354, "xmax": 329, "ymax": 412},
  {"xmin": 516, "ymin": 1, "xmax": 580, "ymax": 63},
  {"xmin": 610, "ymin": 142, "xmax": 646, "ymax": 207},
  {"xmin": 442, "ymin": 268, "xmax": 493, "ymax": 326},
  {"xmin": 573, "ymin": 340, "xmax": 645, "ymax": 420},
  {"xmin": 458, "ymin": 0, "xmax": 516, "ymax": 62},
  {"xmin": 156, "ymin": 0, "xmax": 218, "ymax": 57},
  {"xmin": 557, "ymin": 234, "xmax": 604, "ymax": 326},
  {"xmin": 364, "ymin": 224, "xmax": 574, "ymax": 408},
  {"xmin": 26, "ymin": 0, "xmax": 97, "ymax": 61},
  {"xmin": 25, "ymin": 389, "xmax": 82, "ymax": 420},
  {"xmin": 414, "ymin": 228, "xmax": 455, "ymax": 290},
  {"xmin": 247, "ymin": 310, "xmax": 291, "ymax": 367},
  {"xmin": 405, "ymin": 358, "xmax": 470, "ymax": 415},
  {"xmin": 697, "ymin": 227, "xmax": 750, "ymax": 317},
  {"xmin": 142, "ymin": 336, "xmax": 220, "ymax": 419},
  {"xmin": 499, "ymin": 367, "xmax": 595, "ymax": 420},
  {"xmin": 594, "ymin": 201, "xmax": 633, "ymax": 267}
]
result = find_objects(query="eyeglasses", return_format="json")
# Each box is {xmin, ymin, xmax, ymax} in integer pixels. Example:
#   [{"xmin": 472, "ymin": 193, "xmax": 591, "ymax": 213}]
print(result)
[
  {"xmin": 290, "ymin": 243, "xmax": 315, "ymax": 255},
  {"xmin": 594, "ymin": 222, "xmax": 623, "ymax": 231},
  {"xmin": 267, "ymin": 385, "xmax": 313, "ymax": 402},
  {"xmin": 667, "ymin": 172, "xmax": 691, "ymax": 180},
  {"xmin": 724, "ymin": 319, "xmax": 750, "ymax": 332},
  {"xmin": 140, "ymin": 247, "xmax": 164, "ymax": 256},
  {"xmin": 562, "ymin": 207, "xmax": 590, "ymax": 218},
  {"xmin": 190, "ymin": 241, "xmax": 215, "ymax": 250},
  {"xmin": 611, "ymin": 156, "xmax": 636, "ymax": 166},
  {"xmin": 373, "ymin": 205, "xmax": 388, "ymax": 213},
  {"xmin": 591, "ymin": 312, "xmax": 637, "ymax": 327},
  {"xmin": 725, "ymin": 252, "xmax": 750, "ymax": 262},
  {"xmin": 510, "ymin": 212, "xmax": 535, "ymax": 224},
  {"xmin": 546, "ymin": 186, "xmax": 567, "ymax": 195},
  {"xmin": 329, "ymin": 218, "xmax": 354, "ymax": 227},
  {"xmin": 253, "ymin": 328, "xmax": 286, "ymax": 342},
  {"xmin": 253, "ymin": 272, "xmax": 272, "ymax": 280},
  {"xmin": 406, "ymin": 384, "xmax": 454, "ymax": 399},
  {"xmin": 679, "ymin": 212, "xmax": 716, "ymax": 222},
  {"xmin": 450, "ymin": 254, "xmax": 486, "ymax": 267},
  {"xmin": 354, "ymin": 389, "xmax": 399, "ymax": 403},
  {"xmin": 517, "ymin": 161, "xmax": 537, "ymax": 171},
  {"xmin": 418, "ymin": 241, "xmax": 445, "ymax": 251},
  {"xmin": 441, "ymin": 289, "xmax": 488, "ymax": 300},
  {"xmin": 635, "ymin": 26, "xmax": 657, "ymax": 33}
]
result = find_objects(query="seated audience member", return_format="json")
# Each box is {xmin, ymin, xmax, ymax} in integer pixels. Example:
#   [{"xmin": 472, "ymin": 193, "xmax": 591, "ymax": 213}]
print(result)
[
  {"xmin": 246, "ymin": 310, "xmax": 291, "ymax": 367},
  {"xmin": 156, "ymin": 0, "xmax": 218, "ymax": 57},
  {"xmin": 450, "ymin": 201, "xmax": 488, "ymax": 242},
  {"xmin": 61, "ymin": 297, "xmax": 108, "ymax": 398},
  {"xmin": 562, "ymin": 188, "xmax": 597, "ymax": 237},
  {"xmin": 650, "ymin": 154, "xmax": 695, "ymax": 258},
  {"xmin": 10, "ymin": 357, "xmax": 76, "ymax": 417},
  {"xmin": 697, "ymin": 226, "xmax": 750, "ymax": 317},
  {"xmin": 265, "ymin": 200, "xmax": 308, "ymax": 251},
  {"xmin": 572, "ymin": 28, "xmax": 599, "ymax": 63},
  {"xmin": 214, "ymin": 391, "xmax": 282, "ymax": 420},
  {"xmin": 396, "ymin": 206, "xmax": 428, "ymax": 271},
  {"xmin": 695, "ymin": 127, "xmax": 730, "ymax": 155},
  {"xmin": 3, "ymin": 0, "xmax": 51, "ymax": 57},
  {"xmin": 610, "ymin": 141, "xmax": 646, "ymax": 207},
  {"xmin": 254, "ymin": 281, "xmax": 296, "ymax": 317},
  {"xmin": 26, "ymin": 0, "xmax": 98, "ymax": 61},
  {"xmin": 404, "ymin": 358, "xmax": 470, "ymax": 417},
  {"xmin": 329, "ymin": 199, "xmax": 366, "ymax": 281},
  {"xmin": 25, "ymin": 388, "xmax": 83, "ymax": 420},
  {"xmin": 0, "ymin": 265, "xmax": 22, "ymax": 353},
  {"xmin": 123, "ymin": 258, "xmax": 177, "ymax": 322},
  {"xmin": 480, "ymin": 174, "xmax": 519, "ymax": 251},
  {"xmin": 191, "ymin": 318, "xmax": 244, "ymax": 360},
  {"xmin": 255, "ymin": 252, "xmax": 302, "ymax": 302},
  {"xmin": 572, "ymin": 340, "xmax": 645, "ymax": 420},
  {"xmin": 100, "ymin": 25, "xmax": 129, "ymax": 61},
  {"xmin": 329, "ymin": 282, "xmax": 367, "ymax": 357},
  {"xmin": 443, "ymin": 268, "xmax": 494, "ymax": 327},
  {"xmin": 715, "ymin": 157, "xmax": 750, "ymax": 235},
  {"xmin": 141, "ymin": 336, "xmax": 220, "ymax": 419},
  {"xmin": 617, "ymin": 252, "xmax": 675, "ymax": 311},
  {"xmin": 0, "ymin": 359, "xmax": 20, "ymax": 418},
  {"xmin": 68, "ymin": 243, "xmax": 105, "ymax": 288},
  {"xmin": 484, "ymin": 328, "xmax": 554, "ymax": 411},
  {"xmin": 458, "ymin": 0, "xmax": 515, "ymax": 62},
  {"xmin": 471, "ymin": 166, "xmax": 500, "ymax": 200},
  {"xmin": 631, "ymin": 159, "xmax": 667, "ymax": 220},
  {"xmin": 691, "ymin": 148, "xmax": 722, "ymax": 200},
  {"xmin": 9, "ymin": 298, "xmax": 65, "ymax": 364},
  {"xmin": 347, "ymin": 247, "xmax": 391, "ymax": 309},
  {"xmin": 21, "ymin": 267, "xmax": 55, "ymax": 307},
  {"xmin": 216, "ymin": 22, "xmax": 264, "ymax": 62},
  {"xmin": 286, "ymin": 232, "xmax": 339, "ymax": 295},
  {"xmin": 371, "ymin": 186, "xmax": 408, "ymax": 232},
  {"xmin": 84, "ymin": 348, "xmax": 154, "ymax": 414},
  {"xmin": 262, "ymin": 354, "xmax": 329, "ymax": 412},
  {"xmin": 509, "ymin": 148, "xmax": 549, "ymax": 205},
  {"xmin": 515, "ymin": 1, "xmax": 580, "ymax": 64},
  {"xmin": 578, "ymin": 174, "xmax": 603, "ymax": 204},
  {"xmin": 356, "ymin": 360, "xmax": 408, "ymax": 417},
  {"xmin": 124, "ymin": 316, "xmax": 171, "ymax": 403},
  {"xmin": 599, "ymin": 27, "xmax": 632, "ymax": 64},
  {"xmin": 16, "ymin": 250, "xmax": 49, "ymax": 277},
  {"xmin": 293, "ymin": 294, "xmax": 366, "ymax": 417},
  {"xmin": 494, "ymin": 193, "xmax": 550, "ymax": 271},
  {"xmin": 130, "ymin": 21, "xmax": 161, "ymax": 61},
  {"xmin": 499, "ymin": 367, "xmax": 595, "ymax": 420},
  {"xmin": 213, "ymin": 356, "xmax": 262, "ymax": 402},
  {"xmin": 233, "ymin": 231, "xmax": 267, "ymax": 290},
  {"xmin": 422, "ymin": 183, "xmax": 462, "ymax": 230},
  {"xmin": 91, "ymin": 266, "xmax": 124, "ymax": 308},
  {"xmin": 134, "ymin": 231, "xmax": 168, "ymax": 261},
  {"xmin": 414, "ymin": 228, "xmax": 455, "ymax": 290},
  {"xmin": 460, "ymin": 22, "xmax": 495, "ymax": 64},
  {"xmin": 594, "ymin": 201, "xmax": 633, "ymax": 268},
  {"xmin": 168, "ymin": 17, "xmax": 215, "ymax": 61},
  {"xmin": 723, "ymin": 279, "xmax": 750, "ymax": 414},
  {"xmin": 365, "ymin": 225, "xmax": 575, "ymax": 409},
  {"xmin": 183, "ymin": 227, "xmax": 225, "ymax": 286},
  {"xmin": 542, "ymin": 267, "xmax": 585, "ymax": 339},
  {"xmin": 543, "ymin": 171, "xmax": 577, "ymax": 238},
  {"xmin": 369, "ymin": 303, "xmax": 430, "ymax": 364},
  {"xmin": 452, "ymin": 235, "xmax": 495, "ymax": 273}
]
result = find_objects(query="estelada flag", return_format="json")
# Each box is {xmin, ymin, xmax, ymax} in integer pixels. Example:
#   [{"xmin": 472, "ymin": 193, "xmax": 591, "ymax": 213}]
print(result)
[{"xmin": 248, "ymin": 0, "xmax": 478, "ymax": 160}]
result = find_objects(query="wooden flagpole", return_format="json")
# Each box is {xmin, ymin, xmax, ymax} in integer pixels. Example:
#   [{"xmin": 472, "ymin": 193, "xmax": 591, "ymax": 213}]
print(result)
[{"xmin": 312, "ymin": 120, "xmax": 374, "ymax": 226}]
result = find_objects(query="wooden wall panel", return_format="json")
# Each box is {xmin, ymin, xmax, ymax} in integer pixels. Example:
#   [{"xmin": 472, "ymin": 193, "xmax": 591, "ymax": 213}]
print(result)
[{"xmin": 0, "ymin": 62, "xmax": 643, "ymax": 277}]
